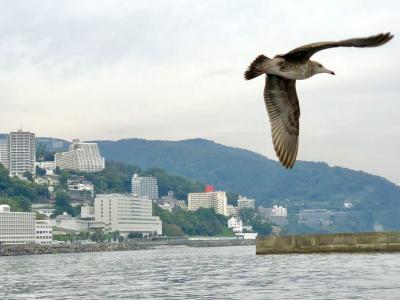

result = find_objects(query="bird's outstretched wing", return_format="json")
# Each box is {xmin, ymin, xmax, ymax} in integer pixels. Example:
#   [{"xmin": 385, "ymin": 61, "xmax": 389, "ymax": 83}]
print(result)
[
  {"xmin": 281, "ymin": 32, "xmax": 393, "ymax": 61},
  {"xmin": 264, "ymin": 75, "xmax": 300, "ymax": 168}
]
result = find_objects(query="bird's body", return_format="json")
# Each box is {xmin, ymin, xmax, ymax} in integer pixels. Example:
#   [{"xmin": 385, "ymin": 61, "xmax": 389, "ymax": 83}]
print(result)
[
  {"xmin": 256, "ymin": 57, "xmax": 314, "ymax": 80},
  {"xmin": 245, "ymin": 32, "xmax": 393, "ymax": 169}
]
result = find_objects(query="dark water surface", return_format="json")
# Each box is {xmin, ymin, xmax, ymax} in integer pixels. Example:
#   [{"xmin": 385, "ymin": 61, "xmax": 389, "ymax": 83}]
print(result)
[{"xmin": 0, "ymin": 245, "xmax": 399, "ymax": 299}]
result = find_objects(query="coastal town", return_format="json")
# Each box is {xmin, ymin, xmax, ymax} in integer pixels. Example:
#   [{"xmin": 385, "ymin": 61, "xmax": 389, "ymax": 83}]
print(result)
[
  {"xmin": 0, "ymin": 129, "xmax": 275, "ymax": 246},
  {"xmin": 0, "ymin": 129, "xmax": 352, "ymax": 248}
]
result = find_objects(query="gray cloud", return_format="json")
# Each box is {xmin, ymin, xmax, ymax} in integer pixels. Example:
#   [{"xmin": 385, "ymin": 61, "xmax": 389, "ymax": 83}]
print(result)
[{"xmin": 0, "ymin": 0, "xmax": 399, "ymax": 183}]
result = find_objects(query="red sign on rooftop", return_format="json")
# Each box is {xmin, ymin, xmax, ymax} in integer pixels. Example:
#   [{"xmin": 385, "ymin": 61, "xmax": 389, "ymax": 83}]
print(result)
[{"xmin": 205, "ymin": 185, "xmax": 214, "ymax": 193}]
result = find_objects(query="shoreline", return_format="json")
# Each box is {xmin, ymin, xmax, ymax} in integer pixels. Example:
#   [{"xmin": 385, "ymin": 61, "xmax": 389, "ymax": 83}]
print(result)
[{"xmin": 0, "ymin": 239, "xmax": 255, "ymax": 256}]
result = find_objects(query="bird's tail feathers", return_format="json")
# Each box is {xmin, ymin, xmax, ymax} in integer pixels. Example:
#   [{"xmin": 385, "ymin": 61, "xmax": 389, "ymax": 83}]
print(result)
[{"xmin": 244, "ymin": 54, "xmax": 270, "ymax": 80}]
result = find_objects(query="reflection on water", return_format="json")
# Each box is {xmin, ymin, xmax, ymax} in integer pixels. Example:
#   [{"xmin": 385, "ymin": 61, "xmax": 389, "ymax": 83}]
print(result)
[{"xmin": 0, "ymin": 246, "xmax": 399, "ymax": 299}]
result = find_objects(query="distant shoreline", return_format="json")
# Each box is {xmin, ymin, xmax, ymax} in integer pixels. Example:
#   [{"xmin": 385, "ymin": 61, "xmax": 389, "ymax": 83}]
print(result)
[{"xmin": 0, "ymin": 239, "xmax": 255, "ymax": 256}]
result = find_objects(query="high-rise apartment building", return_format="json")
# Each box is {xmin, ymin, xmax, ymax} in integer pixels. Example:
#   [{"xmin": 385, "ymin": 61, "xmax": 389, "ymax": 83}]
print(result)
[
  {"xmin": 0, "ymin": 139, "xmax": 8, "ymax": 169},
  {"xmin": 0, "ymin": 205, "xmax": 36, "ymax": 245},
  {"xmin": 131, "ymin": 174, "xmax": 159, "ymax": 200},
  {"xmin": 188, "ymin": 191, "xmax": 228, "ymax": 216},
  {"xmin": 94, "ymin": 194, "xmax": 162, "ymax": 235},
  {"xmin": 55, "ymin": 139, "xmax": 105, "ymax": 172},
  {"xmin": 7, "ymin": 130, "xmax": 36, "ymax": 176},
  {"xmin": 237, "ymin": 195, "xmax": 255, "ymax": 210}
]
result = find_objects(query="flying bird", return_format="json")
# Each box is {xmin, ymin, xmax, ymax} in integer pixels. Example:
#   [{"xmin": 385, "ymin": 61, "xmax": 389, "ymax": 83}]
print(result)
[{"xmin": 244, "ymin": 32, "xmax": 394, "ymax": 169}]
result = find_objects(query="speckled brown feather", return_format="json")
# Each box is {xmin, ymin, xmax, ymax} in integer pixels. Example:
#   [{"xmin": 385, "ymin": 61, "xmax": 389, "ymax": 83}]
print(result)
[
  {"xmin": 281, "ymin": 32, "xmax": 394, "ymax": 61},
  {"xmin": 264, "ymin": 75, "xmax": 300, "ymax": 168}
]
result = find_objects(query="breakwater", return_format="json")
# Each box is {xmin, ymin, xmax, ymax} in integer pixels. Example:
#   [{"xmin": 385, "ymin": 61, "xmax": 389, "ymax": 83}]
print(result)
[
  {"xmin": 256, "ymin": 231, "xmax": 400, "ymax": 254},
  {"xmin": 0, "ymin": 238, "xmax": 255, "ymax": 256}
]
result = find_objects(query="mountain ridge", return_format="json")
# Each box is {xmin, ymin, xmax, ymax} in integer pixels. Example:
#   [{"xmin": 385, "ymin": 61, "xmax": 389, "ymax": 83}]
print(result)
[{"xmin": 3, "ymin": 133, "xmax": 400, "ymax": 230}]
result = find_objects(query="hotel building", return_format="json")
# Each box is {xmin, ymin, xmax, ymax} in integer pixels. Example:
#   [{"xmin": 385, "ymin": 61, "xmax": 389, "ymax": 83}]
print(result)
[
  {"xmin": 237, "ymin": 195, "xmax": 255, "ymax": 210},
  {"xmin": 188, "ymin": 191, "xmax": 228, "ymax": 216},
  {"xmin": 35, "ymin": 220, "xmax": 53, "ymax": 244},
  {"xmin": 55, "ymin": 139, "xmax": 105, "ymax": 172},
  {"xmin": 6, "ymin": 130, "xmax": 36, "ymax": 176},
  {"xmin": 131, "ymin": 174, "xmax": 159, "ymax": 200},
  {"xmin": 95, "ymin": 194, "xmax": 162, "ymax": 235},
  {"xmin": 0, "ymin": 205, "xmax": 36, "ymax": 245}
]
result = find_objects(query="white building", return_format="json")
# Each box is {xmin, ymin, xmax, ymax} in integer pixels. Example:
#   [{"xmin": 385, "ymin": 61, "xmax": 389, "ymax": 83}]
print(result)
[
  {"xmin": 55, "ymin": 139, "xmax": 105, "ymax": 172},
  {"xmin": 81, "ymin": 206, "xmax": 95, "ymax": 219},
  {"xmin": 157, "ymin": 202, "xmax": 172, "ymax": 212},
  {"xmin": 0, "ymin": 205, "xmax": 36, "ymax": 245},
  {"xmin": 242, "ymin": 225, "xmax": 253, "ymax": 232},
  {"xmin": 49, "ymin": 212, "xmax": 92, "ymax": 232},
  {"xmin": 35, "ymin": 220, "xmax": 53, "ymax": 244},
  {"xmin": 35, "ymin": 161, "xmax": 56, "ymax": 175},
  {"xmin": 0, "ymin": 139, "xmax": 8, "ymax": 169},
  {"xmin": 271, "ymin": 205, "xmax": 287, "ymax": 217},
  {"xmin": 227, "ymin": 205, "xmax": 238, "ymax": 217},
  {"xmin": 67, "ymin": 177, "xmax": 94, "ymax": 193},
  {"xmin": 237, "ymin": 195, "xmax": 255, "ymax": 210},
  {"xmin": 175, "ymin": 200, "xmax": 188, "ymax": 211},
  {"xmin": 188, "ymin": 191, "xmax": 228, "ymax": 216},
  {"xmin": 344, "ymin": 202, "xmax": 353, "ymax": 209},
  {"xmin": 35, "ymin": 208, "xmax": 56, "ymax": 218},
  {"xmin": 228, "ymin": 217, "xmax": 243, "ymax": 233},
  {"xmin": 95, "ymin": 194, "xmax": 162, "ymax": 235},
  {"xmin": 34, "ymin": 176, "xmax": 48, "ymax": 185},
  {"xmin": 7, "ymin": 130, "xmax": 36, "ymax": 176},
  {"xmin": 236, "ymin": 232, "xmax": 258, "ymax": 240},
  {"xmin": 131, "ymin": 174, "xmax": 159, "ymax": 200}
]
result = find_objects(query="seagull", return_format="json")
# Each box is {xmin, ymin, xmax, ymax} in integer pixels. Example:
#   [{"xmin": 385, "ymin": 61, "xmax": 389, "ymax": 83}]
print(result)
[{"xmin": 245, "ymin": 32, "xmax": 394, "ymax": 169}]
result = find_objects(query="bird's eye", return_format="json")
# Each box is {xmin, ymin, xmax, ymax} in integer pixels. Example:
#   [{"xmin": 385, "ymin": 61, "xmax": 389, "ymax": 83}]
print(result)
[{"xmin": 318, "ymin": 64, "xmax": 322, "ymax": 67}]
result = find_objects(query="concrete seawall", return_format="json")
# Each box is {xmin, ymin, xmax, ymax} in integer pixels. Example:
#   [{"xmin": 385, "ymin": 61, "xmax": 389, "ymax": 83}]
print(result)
[
  {"xmin": 0, "ymin": 239, "xmax": 255, "ymax": 256},
  {"xmin": 256, "ymin": 232, "xmax": 400, "ymax": 255}
]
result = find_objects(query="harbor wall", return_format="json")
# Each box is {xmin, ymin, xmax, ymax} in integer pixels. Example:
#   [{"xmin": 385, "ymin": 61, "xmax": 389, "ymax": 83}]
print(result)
[
  {"xmin": 0, "ymin": 238, "xmax": 255, "ymax": 256},
  {"xmin": 256, "ymin": 231, "xmax": 400, "ymax": 254}
]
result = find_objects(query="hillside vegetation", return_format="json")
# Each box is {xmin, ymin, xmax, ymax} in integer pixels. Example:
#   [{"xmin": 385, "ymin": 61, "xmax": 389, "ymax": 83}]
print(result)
[
  {"xmin": 4, "ymin": 135, "xmax": 400, "ymax": 233},
  {"xmin": 91, "ymin": 138, "xmax": 400, "ymax": 231}
]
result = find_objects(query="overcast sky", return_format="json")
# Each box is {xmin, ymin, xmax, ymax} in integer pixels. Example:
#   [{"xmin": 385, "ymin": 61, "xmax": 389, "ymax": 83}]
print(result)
[{"xmin": 0, "ymin": 1, "xmax": 399, "ymax": 183}]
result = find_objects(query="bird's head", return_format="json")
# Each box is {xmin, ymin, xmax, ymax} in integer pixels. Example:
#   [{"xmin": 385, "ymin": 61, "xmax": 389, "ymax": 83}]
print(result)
[{"xmin": 311, "ymin": 61, "xmax": 335, "ymax": 76}]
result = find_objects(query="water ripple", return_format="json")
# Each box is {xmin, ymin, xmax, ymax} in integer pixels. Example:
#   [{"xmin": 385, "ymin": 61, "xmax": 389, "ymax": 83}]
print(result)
[{"xmin": 0, "ymin": 246, "xmax": 400, "ymax": 299}]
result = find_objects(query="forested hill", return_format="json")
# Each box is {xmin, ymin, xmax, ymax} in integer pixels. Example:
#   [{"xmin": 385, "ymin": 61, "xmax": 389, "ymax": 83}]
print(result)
[
  {"xmin": 3, "ymin": 133, "xmax": 400, "ymax": 228},
  {"xmin": 3, "ymin": 134, "xmax": 399, "ymax": 214},
  {"xmin": 92, "ymin": 138, "xmax": 400, "ymax": 211}
]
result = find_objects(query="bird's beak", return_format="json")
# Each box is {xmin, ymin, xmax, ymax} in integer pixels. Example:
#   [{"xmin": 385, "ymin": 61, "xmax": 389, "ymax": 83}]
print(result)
[{"xmin": 324, "ymin": 68, "xmax": 335, "ymax": 75}]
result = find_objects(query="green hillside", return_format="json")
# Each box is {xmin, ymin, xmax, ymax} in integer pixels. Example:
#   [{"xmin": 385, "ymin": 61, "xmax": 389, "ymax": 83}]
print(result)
[
  {"xmin": 93, "ymin": 139, "xmax": 399, "ymax": 204},
  {"xmin": 3, "ymin": 134, "xmax": 400, "ymax": 232},
  {"xmin": 91, "ymin": 138, "xmax": 400, "ymax": 231}
]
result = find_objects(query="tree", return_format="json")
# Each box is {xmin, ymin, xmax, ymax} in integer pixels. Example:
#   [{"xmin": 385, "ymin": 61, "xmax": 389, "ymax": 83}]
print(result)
[
  {"xmin": 36, "ymin": 166, "xmax": 46, "ymax": 176},
  {"xmin": 59, "ymin": 171, "xmax": 69, "ymax": 189},
  {"xmin": 111, "ymin": 231, "xmax": 121, "ymax": 242},
  {"xmin": 252, "ymin": 218, "xmax": 272, "ymax": 235},
  {"xmin": 153, "ymin": 204, "xmax": 231, "ymax": 237},
  {"xmin": 0, "ymin": 196, "xmax": 32, "ymax": 212},
  {"xmin": 54, "ymin": 190, "xmax": 74, "ymax": 216},
  {"xmin": 78, "ymin": 231, "xmax": 91, "ymax": 240},
  {"xmin": 239, "ymin": 208, "xmax": 256, "ymax": 223},
  {"xmin": 22, "ymin": 171, "xmax": 33, "ymax": 182},
  {"xmin": 163, "ymin": 223, "xmax": 185, "ymax": 236},
  {"xmin": 36, "ymin": 143, "xmax": 55, "ymax": 162},
  {"xmin": 128, "ymin": 232, "xmax": 143, "ymax": 239},
  {"xmin": 35, "ymin": 212, "xmax": 48, "ymax": 220},
  {"xmin": 91, "ymin": 229, "xmax": 106, "ymax": 242},
  {"xmin": 227, "ymin": 192, "xmax": 239, "ymax": 206}
]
